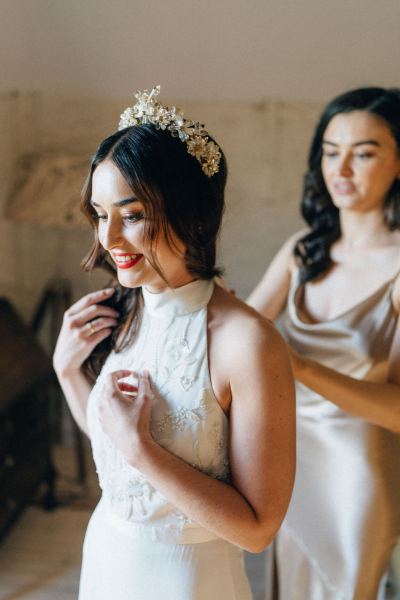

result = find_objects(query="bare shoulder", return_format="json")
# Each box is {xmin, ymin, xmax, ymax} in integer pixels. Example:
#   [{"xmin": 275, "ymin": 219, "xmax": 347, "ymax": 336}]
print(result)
[
  {"xmin": 255, "ymin": 227, "xmax": 309, "ymax": 282},
  {"xmin": 247, "ymin": 227, "xmax": 309, "ymax": 319},
  {"xmin": 209, "ymin": 285, "xmax": 287, "ymax": 364},
  {"xmin": 208, "ymin": 285, "xmax": 294, "ymax": 417}
]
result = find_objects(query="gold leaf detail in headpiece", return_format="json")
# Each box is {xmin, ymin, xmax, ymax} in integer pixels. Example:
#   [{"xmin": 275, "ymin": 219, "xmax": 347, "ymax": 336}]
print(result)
[{"xmin": 118, "ymin": 85, "xmax": 221, "ymax": 178}]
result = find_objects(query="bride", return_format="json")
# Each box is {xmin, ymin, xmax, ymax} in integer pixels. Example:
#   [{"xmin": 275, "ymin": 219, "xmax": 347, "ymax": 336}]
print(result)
[{"xmin": 53, "ymin": 86, "xmax": 295, "ymax": 600}]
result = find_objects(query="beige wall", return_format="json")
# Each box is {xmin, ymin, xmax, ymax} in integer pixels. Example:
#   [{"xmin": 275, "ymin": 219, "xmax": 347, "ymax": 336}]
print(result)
[
  {"xmin": 1, "ymin": 0, "xmax": 397, "ymax": 319},
  {"xmin": 0, "ymin": 91, "xmax": 322, "ymax": 320},
  {"xmin": 1, "ymin": 0, "xmax": 399, "ymax": 103}
]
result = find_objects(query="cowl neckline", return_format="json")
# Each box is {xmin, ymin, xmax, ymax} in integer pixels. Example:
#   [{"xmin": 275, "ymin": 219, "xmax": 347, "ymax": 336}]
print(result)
[{"xmin": 291, "ymin": 271, "xmax": 398, "ymax": 328}]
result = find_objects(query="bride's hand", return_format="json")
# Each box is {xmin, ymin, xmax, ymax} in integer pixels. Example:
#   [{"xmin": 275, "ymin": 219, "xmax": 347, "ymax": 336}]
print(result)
[
  {"xmin": 98, "ymin": 370, "xmax": 155, "ymax": 465},
  {"xmin": 53, "ymin": 288, "xmax": 119, "ymax": 377}
]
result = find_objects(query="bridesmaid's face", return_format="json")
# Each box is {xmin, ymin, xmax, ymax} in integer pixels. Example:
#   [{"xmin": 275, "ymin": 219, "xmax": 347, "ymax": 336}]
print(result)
[
  {"xmin": 90, "ymin": 160, "xmax": 192, "ymax": 292},
  {"xmin": 321, "ymin": 111, "xmax": 400, "ymax": 213}
]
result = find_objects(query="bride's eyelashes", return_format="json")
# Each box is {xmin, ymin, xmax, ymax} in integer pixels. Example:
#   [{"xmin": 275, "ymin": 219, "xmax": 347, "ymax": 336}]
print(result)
[{"xmin": 93, "ymin": 211, "xmax": 145, "ymax": 224}]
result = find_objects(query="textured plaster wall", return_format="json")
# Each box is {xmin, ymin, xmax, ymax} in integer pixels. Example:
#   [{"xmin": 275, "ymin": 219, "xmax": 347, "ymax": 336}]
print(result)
[
  {"xmin": 2, "ymin": 0, "xmax": 399, "ymax": 102},
  {"xmin": 0, "ymin": 92, "xmax": 322, "ymax": 321}
]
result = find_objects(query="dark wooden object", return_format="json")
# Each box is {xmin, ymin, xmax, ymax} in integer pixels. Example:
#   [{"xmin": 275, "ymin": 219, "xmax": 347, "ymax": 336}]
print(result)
[
  {"xmin": 0, "ymin": 298, "xmax": 55, "ymax": 541},
  {"xmin": 31, "ymin": 280, "xmax": 87, "ymax": 484}
]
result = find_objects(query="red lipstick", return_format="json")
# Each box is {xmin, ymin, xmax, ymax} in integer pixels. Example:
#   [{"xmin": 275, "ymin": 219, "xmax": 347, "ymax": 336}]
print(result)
[{"xmin": 112, "ymin": 253, "xmax": 143, "ymax": 270}]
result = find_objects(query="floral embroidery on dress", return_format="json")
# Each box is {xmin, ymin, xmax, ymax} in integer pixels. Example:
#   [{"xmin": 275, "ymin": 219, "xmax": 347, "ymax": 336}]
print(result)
[
  {"xmin": 86, "ymin": 279, "xmax": 230, "ymax": 537},
  {"xmin": 151, "ymin": 398, "xmax": 208, "ymax": 435},
  {"xmin": 156, "ymin": 329, "xmax": 200, "ymax": 393}
]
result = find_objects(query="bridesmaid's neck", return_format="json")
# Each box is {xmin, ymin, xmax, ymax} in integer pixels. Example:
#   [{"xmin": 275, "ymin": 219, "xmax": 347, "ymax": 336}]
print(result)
[{"xmin": 339, "ymin": 208, "xmax": 390, "ymax": 250}]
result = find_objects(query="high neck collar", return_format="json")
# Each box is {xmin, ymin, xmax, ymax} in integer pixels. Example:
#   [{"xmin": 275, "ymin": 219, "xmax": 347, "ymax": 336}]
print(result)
[{"xmin": 142, "ymin": 279, "xmax": 214, "ymax": 317}]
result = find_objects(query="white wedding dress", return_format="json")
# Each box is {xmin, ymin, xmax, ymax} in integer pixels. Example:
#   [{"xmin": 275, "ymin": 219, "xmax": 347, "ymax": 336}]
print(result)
[{"xmin": 78, "ymin": 279, "xmax": 252, "ymax": 600}]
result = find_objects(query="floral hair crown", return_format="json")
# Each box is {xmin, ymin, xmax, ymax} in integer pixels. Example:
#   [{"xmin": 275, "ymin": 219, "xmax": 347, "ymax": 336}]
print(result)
[{"xmin": 118, "ymin": 85, "xmax": 221, "ymax": 178}]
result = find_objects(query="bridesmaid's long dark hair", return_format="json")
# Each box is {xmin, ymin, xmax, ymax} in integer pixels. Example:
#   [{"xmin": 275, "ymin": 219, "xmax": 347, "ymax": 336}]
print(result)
[
  {"xmin": 295, "ymin": 87, "xmax": 400, "ymax": 283},
  {"xmin": 80, "ymin": 124, "xmax": 227, "ymax": 381}
]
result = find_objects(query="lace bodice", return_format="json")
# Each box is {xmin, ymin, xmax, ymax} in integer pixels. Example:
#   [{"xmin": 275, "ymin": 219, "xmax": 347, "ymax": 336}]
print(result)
[{"xmin": 87, "ymin": 279, "xmax": 229, "ymax": 543}]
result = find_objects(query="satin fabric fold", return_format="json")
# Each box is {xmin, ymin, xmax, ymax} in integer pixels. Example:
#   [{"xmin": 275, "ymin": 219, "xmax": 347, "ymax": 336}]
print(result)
[{"xmin": 277, "ymin": 271, "xmax": 400, "ymax": 600}]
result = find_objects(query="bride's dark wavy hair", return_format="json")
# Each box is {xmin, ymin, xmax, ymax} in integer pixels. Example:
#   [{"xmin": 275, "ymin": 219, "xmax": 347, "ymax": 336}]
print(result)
[
  {"xmin": 80, "ymin": 124, "xmax": 227, "ymax": 381},
  {"xmin": 295, "ymin": 87, "xmax": 400, "ymax": 283}
]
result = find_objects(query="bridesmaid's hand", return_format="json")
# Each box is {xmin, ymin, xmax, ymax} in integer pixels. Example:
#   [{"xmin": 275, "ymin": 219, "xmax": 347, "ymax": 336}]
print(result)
[
  {"xmin": 98, "ymin": 370, "xmax": 155, "ymax": 466},
  {"xmin": 287, "ymin": 345, "xmax": 309, "ymax": 377}
]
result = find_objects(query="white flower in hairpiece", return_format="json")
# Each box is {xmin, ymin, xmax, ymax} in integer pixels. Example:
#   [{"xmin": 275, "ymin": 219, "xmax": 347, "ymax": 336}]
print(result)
[
  {"xmin": 168, "ymin": 113, "xmax": 185, "ymax": 138},
  {"xmin": 118, "ymin": 85, "xmax": 221, "ymax": 177},
  {"xmin": 119, "ymin": 107, "xmax": 139, "ymax": 129},
  {"xmin": 155, "ymin": 106, "xmax": 176, "ymax": 130}
]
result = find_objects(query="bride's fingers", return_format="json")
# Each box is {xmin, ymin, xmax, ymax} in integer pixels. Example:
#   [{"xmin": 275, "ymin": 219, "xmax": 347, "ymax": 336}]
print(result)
[
  {"xmin": 66, "ymin": 288, "xmax": 115, "ymax": 316},
  {"xmin": 72, "ymin": 304, "xmax": 120, "ymax": 328},
  {"xmin": 82, "ymin": 317, "xmax": 118, "ymax": 338},
  {"xmin": 85, "ymin": 327, "xmax": 113, "ymax": 346},
  {"xmin": 137, "ymin": 372, "xmax": 153, "ymax": 403}
]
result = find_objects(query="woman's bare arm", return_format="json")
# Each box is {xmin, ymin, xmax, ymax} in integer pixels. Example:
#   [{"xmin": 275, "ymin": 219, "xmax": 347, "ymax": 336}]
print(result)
[
  {"xmin": 247, "ymin": 231, "xmax": 305, "ymax": 319},
  {"xmin": 289, "ymin": 290, "xmax": 400, "ymax": 433},
  {"xmin": 53, "ymin": 288, "xmax": 119, "ymax": 436},
  {"xmin": 55, "ymin": 371, "xmax": 93, "ymax": 436},
  {"xmin": 249, "ymin": 236, "xmax": 400, "ymax": 433}
]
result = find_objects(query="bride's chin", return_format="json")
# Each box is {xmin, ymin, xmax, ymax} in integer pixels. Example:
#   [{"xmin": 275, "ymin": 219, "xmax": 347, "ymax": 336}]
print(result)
[{"xmin": 117, "ymin": 272, "xmax": 145, "ymax": 289}]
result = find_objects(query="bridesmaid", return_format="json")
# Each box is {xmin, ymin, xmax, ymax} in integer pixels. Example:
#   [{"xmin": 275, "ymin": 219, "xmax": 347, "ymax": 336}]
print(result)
[{"xmin": 248, "ymin": 87, "xmax": 400, "ymax": 599}]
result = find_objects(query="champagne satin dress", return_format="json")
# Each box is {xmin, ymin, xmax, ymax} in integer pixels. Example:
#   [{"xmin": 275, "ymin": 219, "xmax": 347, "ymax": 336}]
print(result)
[{"xmin": 276, "ymin": 269, "xmax": 400, "ymax": 599}]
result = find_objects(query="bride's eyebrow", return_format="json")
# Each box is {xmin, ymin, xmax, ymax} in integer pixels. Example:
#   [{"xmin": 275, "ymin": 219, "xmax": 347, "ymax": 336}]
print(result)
[{"xmin": 90, "ymin": 197, "xmax": 140, "ymax": 208}]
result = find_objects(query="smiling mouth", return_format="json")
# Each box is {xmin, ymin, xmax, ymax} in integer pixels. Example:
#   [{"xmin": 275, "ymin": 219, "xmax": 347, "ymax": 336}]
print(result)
[{"xmin": 113, "ymin": 254, "xmax": 143, "ymax": 269}]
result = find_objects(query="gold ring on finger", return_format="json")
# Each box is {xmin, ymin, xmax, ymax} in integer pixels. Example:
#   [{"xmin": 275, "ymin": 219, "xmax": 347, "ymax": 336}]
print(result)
[{"xmin": 87, "ymin": 321, "xmax": 96, "ymax": 335}]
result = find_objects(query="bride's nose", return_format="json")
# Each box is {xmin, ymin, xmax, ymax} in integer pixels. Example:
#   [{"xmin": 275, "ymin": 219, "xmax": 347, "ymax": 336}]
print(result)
[{"xmin": 100, "ymin": 218, "xmax": 123, "ymax": 251}]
